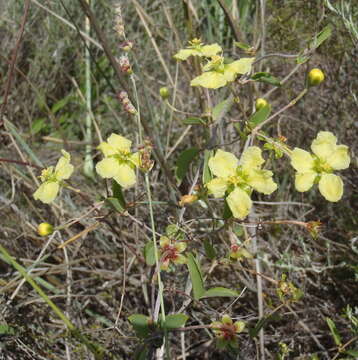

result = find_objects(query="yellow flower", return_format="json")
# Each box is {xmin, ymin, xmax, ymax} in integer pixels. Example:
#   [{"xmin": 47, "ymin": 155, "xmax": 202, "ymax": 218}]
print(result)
[
  {"xmin": 308, "ymin": 68, "xmax": 325, "ymax": 86},
  {"xmin": 206, "ymin": 147, "xmax": 277, "ymax": 219},
  {"xmin": 174, "ymin": 39, "xmax": 222, "ymax": 60},
  {"xmin": 159, "ymin": 236, "xmax": 187, "ymax": 271},
  {"xmin": 290, "ymin": 131, "xmax": 350, "ymax": 202},
  {"xmin": 33, "ymin": 150, "xmax": 74, "ymax": 204},
  {"xmin": 96, "ymin": 134, "xmax": 140, "ymax": 189},
  {"xmin": 37, "ymin": 222, "xmax": 54, "ymax": 236},
  {"xmin": 190, "ymin": 56, "xmax": 255, "ymax": 89}
]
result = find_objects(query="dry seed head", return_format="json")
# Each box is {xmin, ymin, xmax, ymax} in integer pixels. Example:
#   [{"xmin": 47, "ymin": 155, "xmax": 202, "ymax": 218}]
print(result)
[{"xmin": 114, "ymin": 4, "xmax": 125, "ymax": 38}]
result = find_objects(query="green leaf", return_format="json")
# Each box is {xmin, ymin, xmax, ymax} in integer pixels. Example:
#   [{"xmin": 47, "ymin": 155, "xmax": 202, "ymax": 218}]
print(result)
[
  {"xmin": 112, "ymin": 180, "xmax": 126, "ymax": 209},
  {"xmin": 212, "ymin": 97, "xmax": 234, "ymax": 122},
  {"xmin": 0, "ymin": 324, "xmax": 15, "ymax": 335},
  {"xmin": 248, "ymin": 103, "xmax": 271, "ymax": 128},
  {"xmin": 134, "ymin": 345, "xmax": 149, "ymax": 360},
  {"xmin": 175, "ymin": 147, "xmax": 200, "ymax": 185},
  {"xmin": 203, "ymin": 150, "xmax": 213, "ymax": 184},
  {"xmin": 144, "ymin": 241, "xmax": 156, "ymax": 266},
  {"xmin": 163, "ymin": 314, "xmax": 189, "ymax": 329},
  {"xmin": 203, "ymin": 239, "xmax": 216, "ymax": 260},
  {"xmin": 51, "ymin": 94, "xmax": 72, "ymax": 114},
  {"xmin": 128, "ymin": 314, "xmax": 151, "ymax": 338},
  {"xmin": 251, "ymin": 72, "xmax": 281, "ymax": 87},
  {"xmin": 31, "ymin": 118, "xmax": 47, "ymax": 135},
  {"xmin": 310, "ymin": 25, "xmax": 333, "ymax": 50},
  {"xmin": 182, "ymin": 117, "xmax": 206, "ymax": 125},
  {"xmin": 234, "ymin": 42, "xmax": 252, "ymax": 50},
  {"xmin": 249, "ymin": 314, "xmax": 280, "ymax": 338},
  {"xmin": 200, "ymin": 287, "xmax": 239, "ymax": 299},
  {"xmin": 186, "ymin": 253, "xmax": 205, "ymax": 300},
  {"xmin": 326, "ymin": 317, "xmax": 342, "ymax": 346},
  {"xmin": 105, "ymin": 197, "xmax": 126, "ymax": 213},
  {"xmin": 223, "ymin": 198, "xmax": 233, "ymax": 219},
  {"xmin": 345, "ymin": 349, "xmax": 358, "ymax": 357}
]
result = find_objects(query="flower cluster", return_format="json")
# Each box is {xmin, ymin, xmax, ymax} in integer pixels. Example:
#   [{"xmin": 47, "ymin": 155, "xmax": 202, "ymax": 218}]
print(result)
[
  {"xmin": 211, "ymin": 315, "xmax": 245, "ymax": 349},
  {"xmin": 96, "ymin": 133, "xmax": 141, "ymax": 189},
  {"xmin": 290, "ymin": 131, "xmax": 350, "ymax": 202},
  {"xmin": 174, "ymin": 39, "xmax": 254, "ymax": 89},
  {"xmin": 33, "ymin": 150, "xmax": 74, "ymax": 204},
  {"xmin": 206, "ymin": 147, "xmax": 277, "ymax": 219}
]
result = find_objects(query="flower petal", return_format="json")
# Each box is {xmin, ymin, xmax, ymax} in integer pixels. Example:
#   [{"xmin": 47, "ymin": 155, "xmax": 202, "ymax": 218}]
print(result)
[
  {"xmin": 208, "ymin": 150, "xmax": 238, "ymax": 178},
  {"xmin": 113, "ymin": 163, "xmax": 137, "ymax": 189},
  {"xmin": 174, "ymin": 242, "xmax": 187, "ymax": 253},
  {"xmin": 206, "ymin": 177, "xmax": 229, "ymax": 198},
  {"xmin": 234, "ymin": 321, "xmax": 245, "ymax": 333},
  {"xmin": 160, "ymin": 236, "xmax": 170, "ymax": 248},
  {"xmin": 128, "ymin": 152, "xmax": 141, "ymax": 167},
  {"xmin": 311, "ymin": 131, "xmax": 337, "ymax": 160},
  {"xmin": 107, "ymin": 133, "xmax": 132, "ymax": 153},
  {"xmin": 97, "ymin": 142, "xmax": 116, "ymax": 157},
  {"xmin": 201, "ymin": 44, "xmax": 222, "ymax": 57},
  {"xmin": 33, "ymin": 182, "xmax": 60, "ymax": 204},
  {"xmin": 226, "ymin": 188, "xmax": 252, "ymax": 220},
  {"xmin": 55, "ymin": 150, "xmax": 74, "ymax": 180},
  {"xmin": 247, "ymin": 169, "xmax": 277, "ymax": 194},
  {"xmin": 318, "ymin": 173, "xmax": 343, "ymax": 202},
  {"xmin": 96, "ymin": 157, "xmax": 120, "ymax": 178},
  {"xmin": 241, "ymin": 146, "xmax": 265, "ymax": 170},
  {"xmin": 173, "ymin": 254, "xmax": 187, "ymax": 265},
  {"xmin": 291, "ymin": 148, "xmax": 315, "ymax": 172},
  {"xmin": 294, "ymin": 172, "xmax": 317, "ymax": 192},
  {"xmin": 224, "ymin": 57, "xmax": 255, "ymax": 75},
  {"xmin": 174, "ymin": 48, "xmax": 200, "ymax": 60},
  {"xmin": 221, "ymin": 315, "xmax": 233, "ymax": 325},
  {"xmin": 326, "ymin": 145, "xmax": 350, "ymax": 170},
  {"xmin": 190, "ymin": 71, "xmax": 227, "ymax": 89}
]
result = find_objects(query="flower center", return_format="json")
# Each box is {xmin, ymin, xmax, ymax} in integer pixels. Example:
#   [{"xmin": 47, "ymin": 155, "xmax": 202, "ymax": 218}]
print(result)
[{"xmin": 162, "ymin": 244, "xmax": 178, "ymax": 262}]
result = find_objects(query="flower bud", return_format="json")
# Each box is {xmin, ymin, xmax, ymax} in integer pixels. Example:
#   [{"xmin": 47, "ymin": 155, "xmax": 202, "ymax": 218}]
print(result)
[
  {"xmin": 255, "ymin": 98, "xmax": 268, "ymax": 110},
  {"xmin": 37, "ymin": 222, "xmax": 54, "ymax": 236},
  {"xmin": 179, "ymin": 194, "xmax": 198, "ymax": 207},
  {"xmin": 159, "ymin": 87, "xmax": 170, "ymax": 100},
  {"xmin": 308, "ymin": 68, "xmax": 324, "ymax": 86},
  {"xmin": 121, "ymin": 40, "xmax": 133, "ymax": 52}
]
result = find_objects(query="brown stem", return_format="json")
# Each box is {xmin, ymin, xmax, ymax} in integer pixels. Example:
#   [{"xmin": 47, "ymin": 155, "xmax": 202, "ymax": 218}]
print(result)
[
  {"xmin": 0, "ymin": 157, "xmax": 42, "ymax": 170},
  {"xmin": 216, "ymin": 0, "xmax": 241, "ymax": 42}
]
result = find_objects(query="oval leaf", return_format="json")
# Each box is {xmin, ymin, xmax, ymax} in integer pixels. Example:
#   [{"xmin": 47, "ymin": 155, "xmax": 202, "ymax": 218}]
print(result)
[
  {"xmin": 144, "ymin": 241, "xmax": 156, "ymax": 266},
  {"xmin": 200, "ymin": 287, "xmax": 239, "ymax": 299},
  {"xmin": 182, "ymin": 117, "xmax": 206, "ymax": 125},
  {"xmin": 163, "ymin": 314, "xmax": 189, "ymax": 329},
  {"xmin": 175, "ymin": 148, "xmax": 200, "ymax": 185},
  {"xmin": 251, "ymin": 72, "xmax": 281, "ymax": 87},
  {"xmin": 248, "ymin": 103, "xmax": 271, "ymax": 128},
  {"xmin": 128, "ymin": 314, "xmax": 151, "ymax": 338}
]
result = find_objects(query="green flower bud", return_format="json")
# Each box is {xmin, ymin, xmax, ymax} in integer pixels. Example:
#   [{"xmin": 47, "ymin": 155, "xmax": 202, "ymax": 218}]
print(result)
[
  {"xmin": 37, "ymin": 222, "xmax": 54, "ymax": 236},
  {"xmin": 159, "ymin": 87, "xmax": 170, "ymax": 100},
  {"xmin": 255, "ymin": 98, "xmax": 268, "ymax": 110},
  {"xmin": 308, "ymin": 68, "xmax": 324, "ymax": 86}
]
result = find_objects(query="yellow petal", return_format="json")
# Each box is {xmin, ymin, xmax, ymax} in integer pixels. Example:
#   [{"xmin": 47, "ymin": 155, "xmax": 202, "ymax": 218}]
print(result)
[
  {"xmin": 311, "ymin": 131, "xmax": 337, "ymax": 160},
  {"xmin": 221, "ymin": 315, "xmax": 233, "ymax": 325},
  {"xmin": 173, "ymin": 254, "xmax": 187, "ymax": 264},
  {"xmin": 33, "ymin": 182, "xmax": 60, "ymax": 204},
  {"xmin": 128, "ymin": 152, "xmax": 141, "ymax": 167},
  {"xmin": 107, "ymin": 133, "xmax": 132, "ymax": 153},
  {"xmin": 247, "ymin": 169, "xmax": 277, "ymax": 194},
  {"xmin": 98, "ymin": 142, "xmax": 117, "ymax": 157},
  {"xmin": 240, "ymin": 146, "xmax": 265, "ymax": 170},
  {"xmin": 295, "ymin": 172, "xmax": 317, "ymax": 192},
  {"xmin": 226, "ymin": 188, "xmax": 252, "ymax": 219},
  {"xmin": 234, "ymin": 321, "xmax": 245, "ymax": 333},
  {"xmin": 113, "ymin": 163, "xmax": 136, "ymax": 189},
  {"xmin": 208, "ymin": 149, "xmax": 238, "ymax": 177},
  {"xmin": 175, "ymin": 242, "xmax": 187, "ymax": 253},
  {"xmin": 201, "ymin": 43, "xmax": 222, "ymax": 57},
  {"xmin": 174, "ymin": 48, "xmax": 200, "ymax": 60},
  {"xmin": 225, "ymin": 58, "xmax": 255, "ymax": 75},
  {"xmin": 318, "ymin": 173, "xmax": 343, "ymax": 202},
  {"xmin": 206, "ymin": 177, "xmax": 229, "ymax": 198},
  {"xmin": 55, "ymin": 150, "xmax": 74, "ymax": 180},
  {"xmin": 326, "ymin": 145, "xmax": 350, "ymax": 170},
  {"xmin": 160, "ymin": 236, "xmax": 170, "ymax": 248},
  {"xmin": 291, "ymin": 148, "xmax": 315, "ymax": 172},
  {"xmin": 95, "ymin": 157, "xmax": 120, "ymax": 178},
  {"xmin": 190, "ymin": 71, "xmax": 227, "ymax": 89}
]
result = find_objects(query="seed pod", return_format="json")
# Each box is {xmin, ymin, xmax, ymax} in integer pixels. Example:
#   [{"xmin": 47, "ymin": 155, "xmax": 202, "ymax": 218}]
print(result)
[
  {"xmin": 255, "ymin": 98, "xmax": 268, "ymax": 110},
  {"xmin": 308, "ymin": 68, "xmax": 324, "ymax": 86},
  {"xmin": 37, "ymin": 222, "xmax": 54, "ymax": 236},
  {"xmin": 159, "ymin": 87, "xmax": 169, "ymax": 100}
]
